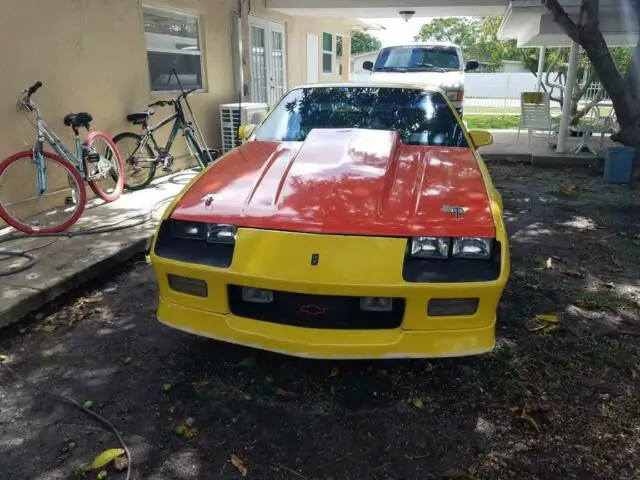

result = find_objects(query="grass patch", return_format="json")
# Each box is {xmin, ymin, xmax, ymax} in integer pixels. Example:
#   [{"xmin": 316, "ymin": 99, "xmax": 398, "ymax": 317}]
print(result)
[{"xmin": 464, "ymin": 115, "xmax": 521, "ymax": 130}]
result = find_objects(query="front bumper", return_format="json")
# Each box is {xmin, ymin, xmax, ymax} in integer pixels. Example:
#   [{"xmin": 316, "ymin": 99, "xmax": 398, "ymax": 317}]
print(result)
[{"xmin": 151, "ymin": 228, "xmax": 509, "ymax": 359}]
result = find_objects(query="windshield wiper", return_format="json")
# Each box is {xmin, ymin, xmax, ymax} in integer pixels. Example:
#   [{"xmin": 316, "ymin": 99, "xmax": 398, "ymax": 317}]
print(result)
[
  {"xmin": 373, "ymin": 66, "xmax": 408, "ymax": 72},
  {"xmin": 408, "ymin": 63, "xmax": 448, "ymax": 72}
]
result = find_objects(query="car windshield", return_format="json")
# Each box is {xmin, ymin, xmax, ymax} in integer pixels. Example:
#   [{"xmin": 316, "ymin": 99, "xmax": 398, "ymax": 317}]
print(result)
[
  {"xmin": 253, "ymin": 86, "xmax": 468, "ymax": 148},
  {"xmin": 373, "ymin": 45, "xmax": 461, "ymax": 72}
]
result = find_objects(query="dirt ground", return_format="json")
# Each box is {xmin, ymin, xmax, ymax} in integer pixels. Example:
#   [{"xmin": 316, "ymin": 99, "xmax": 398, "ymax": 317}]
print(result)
[{"xmin": 0, "ymin": 164, "xmax": 639, "ymax": 480}]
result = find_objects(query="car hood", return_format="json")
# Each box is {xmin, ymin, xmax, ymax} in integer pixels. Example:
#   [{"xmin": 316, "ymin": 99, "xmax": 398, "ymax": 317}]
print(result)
[
  {"xmin": 170, "ymin": 129, "xmax": 495, "ymax": 237},
  {"xmin": 369, "ymin": 70, "xmax": 464, "ymax": 91}
]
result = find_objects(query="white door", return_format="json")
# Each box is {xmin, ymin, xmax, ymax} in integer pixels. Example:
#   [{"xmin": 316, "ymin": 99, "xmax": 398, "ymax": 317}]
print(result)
[
  {"xmin": 249, "ymin": 17, "xmax": 287, "ymax": 106},
  {"xmin": 268, "ymin": 22, "xmax": 286, "ymax": 105},
  {"xmin": 307, "ymin": 33, "xmax": 319, "ymax": 83}
]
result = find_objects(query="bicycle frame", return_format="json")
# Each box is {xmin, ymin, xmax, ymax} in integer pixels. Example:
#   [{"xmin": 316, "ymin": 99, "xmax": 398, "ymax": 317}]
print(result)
[
  {"xmin": 32, "ymin": 110, "xmax": 85, "ymax": 195},
  {"xmin": 134, "ymin": 96, "xmax": 208, "ymax": 166}
]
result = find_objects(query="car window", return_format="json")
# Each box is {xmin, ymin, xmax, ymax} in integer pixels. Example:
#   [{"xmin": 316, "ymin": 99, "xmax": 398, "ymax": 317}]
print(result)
[
  {"xmin": 253, "ymin": 86, "xmax": 468, "ymax": 148},
  {"xmin": 374, "ymin": 46, "xmax": 461, "ymax": 71}
]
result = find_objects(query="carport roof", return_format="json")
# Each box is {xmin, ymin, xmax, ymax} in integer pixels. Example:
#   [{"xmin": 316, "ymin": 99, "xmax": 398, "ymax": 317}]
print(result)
[
  {"xmin": 498, "ymin": 0, "xmax": 639, "ymax": 47},
  {"xmin": 266, "ymin": 0, "xmax": 507, "ymax": 18}
]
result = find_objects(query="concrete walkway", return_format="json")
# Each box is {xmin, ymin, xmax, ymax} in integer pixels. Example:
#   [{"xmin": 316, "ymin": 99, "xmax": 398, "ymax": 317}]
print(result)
[
  {"xmin": 0, "ymin": 168, "xmax": 200, "ymax": 328},
  {"xmin": 479, "ymin": 129, "xmax": 616, "ymax": 165}
]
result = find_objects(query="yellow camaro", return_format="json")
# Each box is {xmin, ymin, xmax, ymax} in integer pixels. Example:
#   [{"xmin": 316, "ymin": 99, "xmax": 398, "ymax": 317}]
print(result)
[{"xmin": 150, "ymin": 83, "xmax": 510, "ymax": 359}]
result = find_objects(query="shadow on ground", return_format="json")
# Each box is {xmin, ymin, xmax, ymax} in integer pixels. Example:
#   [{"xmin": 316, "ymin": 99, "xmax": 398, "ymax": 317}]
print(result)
[{"xmin": 0, "ymin": 164, "xmax": 638, "ymax": 480}]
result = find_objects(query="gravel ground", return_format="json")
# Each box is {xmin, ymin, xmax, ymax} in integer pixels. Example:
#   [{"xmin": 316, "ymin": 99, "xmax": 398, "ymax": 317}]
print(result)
[{"xmin": 0, "ymin": 164, "xmax": 639, "ymax": 480}]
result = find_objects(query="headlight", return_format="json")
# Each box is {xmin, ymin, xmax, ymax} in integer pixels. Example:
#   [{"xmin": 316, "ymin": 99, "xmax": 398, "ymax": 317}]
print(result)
[
  {"xmin": 172, "ymin": 220, "xmax": 237, "ymax": 244},
  {"xmin": 411, "ymin": 237, "xmax": 450, "ymax": 259},
  {"xmin": 410, "ymin": 237, "xmax": 493, "ymax": 259},
  {"xmin": 452, "ymin": 237, "xmax": 492, "ymax": 259},
  {"xmin": 206, "ymin": 224, "xmax": 237, "ymax": 244},
  {"xmin": 172, "ymin": 220, "xmax": 205, "ymax": 240}
]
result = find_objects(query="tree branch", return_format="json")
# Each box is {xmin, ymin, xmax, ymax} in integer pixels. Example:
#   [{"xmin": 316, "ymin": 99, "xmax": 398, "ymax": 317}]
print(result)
[{"xmin": 540, "ymin": 0, "xmax": 580, "ymax": 43}]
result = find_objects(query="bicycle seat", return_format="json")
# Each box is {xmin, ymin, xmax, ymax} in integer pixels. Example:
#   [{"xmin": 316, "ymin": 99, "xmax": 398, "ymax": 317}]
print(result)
[
  {"xmin": 126, "ymin": 109, "xmax": 155, "ymax": 125},
  {"xmin": 63, "ymin": 112, "xmax": 93, "ymax": 128}
]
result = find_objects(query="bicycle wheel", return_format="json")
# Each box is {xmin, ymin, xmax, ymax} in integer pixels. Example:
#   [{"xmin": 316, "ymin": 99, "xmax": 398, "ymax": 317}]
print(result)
[
  {"xmin": 112, "ymin": 131, "xmax": 157, "ymax": 191},
  {"xmin": 0, "ymin": 150, "xmax": 86, "ymax": 234},
  {"xmin": 85, "ymin": 131, "xmax": 125, "ymax": 202}
]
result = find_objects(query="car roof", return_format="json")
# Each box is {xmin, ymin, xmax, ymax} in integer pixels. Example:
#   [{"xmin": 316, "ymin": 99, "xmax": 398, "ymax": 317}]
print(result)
[
  {"xmin": 289, "ymin": 81, "xmax": 445, "ymax": 94},
  {"xmin": 381, "ymin": 41, "xmax": 462, "ymax": 49}
]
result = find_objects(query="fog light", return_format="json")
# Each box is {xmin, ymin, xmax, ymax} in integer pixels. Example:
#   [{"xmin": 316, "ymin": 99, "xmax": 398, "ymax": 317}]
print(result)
[
  {"xmin": 168, "ymin": 274, "xmax": 208, "ymax": 297},
  {"xmin": 241, "ymin": 287, "xmax": 274, "ymax": 304},
  {"xmin": 427, "ymin": 298, "xmax": 478, "ymax": 316},
  {"xmin": 360, "ymin": 297, "xmax": 393, "ymax": 312}
]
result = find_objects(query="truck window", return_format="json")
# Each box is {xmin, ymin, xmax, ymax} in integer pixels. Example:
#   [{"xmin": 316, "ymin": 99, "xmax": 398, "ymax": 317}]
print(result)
[{"xmin": 374, "ymin": 45, "xmax": 462, "ymax": 72}]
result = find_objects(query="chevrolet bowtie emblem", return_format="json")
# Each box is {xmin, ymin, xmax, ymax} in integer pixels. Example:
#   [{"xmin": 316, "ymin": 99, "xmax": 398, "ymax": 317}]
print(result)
[
  {"xmin": 299, "ymin": 304, "xmax": 327, "ymax": 316},
  {"xmin": 201, "ymin": 194, "xmax": 215, "ymax": 207},
  {"xmin": 441, "ymin": 205, "xmax": 467, "ymax": 218}
]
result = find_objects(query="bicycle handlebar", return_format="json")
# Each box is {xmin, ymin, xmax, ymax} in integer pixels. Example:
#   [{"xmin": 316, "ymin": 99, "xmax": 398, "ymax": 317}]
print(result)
[
  {"xmin": 147, "ymin": 88, "xmax": 197, "ymax": 109},
  {"xmin": 27, "ymin": 81, "xmax": 43, "ymax": 97},
  {"xmin": 148, "ymin": 100, "xmax": 171, "ymax": 108}
]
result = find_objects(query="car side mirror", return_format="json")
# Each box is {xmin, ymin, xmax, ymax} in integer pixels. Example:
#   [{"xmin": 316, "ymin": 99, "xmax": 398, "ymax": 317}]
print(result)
[
  {"xmin": 363, "ymin": 61, "xmax": 374, "ymax": 71},
  {"xmin": 464, "ymin": 60, "xmax": 479, "ymax": 72},
  {"xmin": 469, "ymin": 129, "xmax": 493, "ymax": 147},
  {"xmin": 238, "ymin": 124, "xmax": 257, "ymax": 141}
]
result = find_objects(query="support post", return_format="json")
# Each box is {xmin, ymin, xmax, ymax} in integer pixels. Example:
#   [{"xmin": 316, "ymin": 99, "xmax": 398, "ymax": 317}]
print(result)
[
  {"xmin": 536, "ymin": 46, "xmax": 546, "ymax": 92},
  {"xmin": 557, "ymin": 40, "xmax": 579, "ymax": 153}
]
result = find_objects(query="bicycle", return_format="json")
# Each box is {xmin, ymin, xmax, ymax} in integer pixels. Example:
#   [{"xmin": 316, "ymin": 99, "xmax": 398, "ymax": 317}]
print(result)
[
  {"xmin": 0, "ymin": 81, "xmax": 126, "ymax": 234},
  {"xmin": 112, "ymin": 87, "xmax": 218, "ymax": 191}
]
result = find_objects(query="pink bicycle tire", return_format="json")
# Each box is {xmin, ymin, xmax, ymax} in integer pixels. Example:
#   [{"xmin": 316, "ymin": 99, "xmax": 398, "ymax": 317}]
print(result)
[
  {"xmin": 85, "ymin": 131, "xmax": 125, "ymax": 202},
  {"xmin": 0, "ymin": 150, "xmax": 86, "ymax": 234}
]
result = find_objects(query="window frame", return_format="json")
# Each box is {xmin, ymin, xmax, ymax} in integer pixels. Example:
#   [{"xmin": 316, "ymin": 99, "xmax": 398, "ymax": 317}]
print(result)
[
  {"xmin": 336, "ymin": 35, "xmax": 343, "ymax": 76},
  {"xmin": 142, "ymin": 4, "xmax": 207, "ymax": 95},
  {"xmin": 322, "ymin": 32, "xmax": 333, "ymax": 74}
]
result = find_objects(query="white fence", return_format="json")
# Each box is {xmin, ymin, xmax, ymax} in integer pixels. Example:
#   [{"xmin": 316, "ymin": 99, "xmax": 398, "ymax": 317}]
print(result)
[{"xmin": 350, "ymin": 71, "xmax": 609, "ymax": 110}]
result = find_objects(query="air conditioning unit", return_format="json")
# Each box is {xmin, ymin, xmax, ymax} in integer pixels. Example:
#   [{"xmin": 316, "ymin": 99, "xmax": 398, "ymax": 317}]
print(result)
[{"xmin": 220, "ymin": 102, "xmax": 269, "ymax": 154}]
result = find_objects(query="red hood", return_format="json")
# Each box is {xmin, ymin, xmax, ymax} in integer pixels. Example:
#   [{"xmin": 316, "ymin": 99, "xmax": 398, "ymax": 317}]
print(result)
[{"xmin": 170, "ymin": 129, "xmax": 495, "ymax": 237}]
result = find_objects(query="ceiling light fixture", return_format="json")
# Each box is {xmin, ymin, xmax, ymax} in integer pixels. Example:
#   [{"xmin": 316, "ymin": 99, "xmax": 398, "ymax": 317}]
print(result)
[{"xmin": 399, "ymin": 10, "xmax": 415, "ymax": 22}]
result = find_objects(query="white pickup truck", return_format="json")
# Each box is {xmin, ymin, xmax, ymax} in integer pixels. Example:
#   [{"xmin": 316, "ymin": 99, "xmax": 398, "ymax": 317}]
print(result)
[{"xmin": 362, "ymin": 42, "xmax": 479, "ymax": 117}]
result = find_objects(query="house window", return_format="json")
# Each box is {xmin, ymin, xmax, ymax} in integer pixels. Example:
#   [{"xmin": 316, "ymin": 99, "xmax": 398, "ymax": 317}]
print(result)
[
  {"xmin": 336, "ymin": 35, "xmax": 343, "ymax": 75},
  {"xmin": 142, "ymin": 5, "xmax": 204, "ymax": 92},
  {"xmin": 322, "ymin": 32, "xmax": 333, "ymax": 73}
]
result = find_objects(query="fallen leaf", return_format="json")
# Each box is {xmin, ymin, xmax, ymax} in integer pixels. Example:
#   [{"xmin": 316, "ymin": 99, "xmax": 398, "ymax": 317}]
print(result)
[
  {"xmin": 184, "ymin": 426, "xmax": 199, "ymax": 438},
  {"xmin": 236, "ymin": 357, "xmax": 256, "ymax": 368},
  {"xmin": 0, "ymin": 354, "xmax": 6, "ymax": 362},
  {"xmin": 441, "ymin": 468, "xmax": 477, "ymax": 479},
  {"xmin": 91, "ymin": 448, "xmax": 125, "ymax": 469},
  {"xmin": 114, "ymin": 456, "xmax": 128, "ymax": 471},
  {"xmin": 193, "ymin": 379, "xmax": 209, "ymax": 388},
  {"xmin": 412, "ymin": 396, "xmax": 424, "ymax": 409},
  {"xmin": 162, "ymin": 383, "xmax": 172, "ymax": 392},
  {"xmin": 97, "ymin": 471, "xmax": 108, "ymax": 480},
  {"xmin": 168, "ymin": 405, "xmax": 176, "ymax": 413},
  {"xmin": 230, "ymin": 454, "xmax": 248, "ymax": 476},
  {"xmin": 535, "ymin": 314, "xmax": 559, "ymax": 323},
  {"xmin": 545, "ymin": 257, "xmax": 553, "ymax": 269},
  {"xmin": 184, "ymin": 417, "xmax": 195, "ymax": 427},
  {"xmin": 42, "ymin": 325, "xmax": 57, "ymax": 333},
  {"xmin": 120, "ymin": 357, "xmax": 132, "ymax": 365},
  {"xmin": 275, "ymin": 388, "xmax": 299, "ymax": 400},
  {"xmin": 329, "ymin": 367, "xmax": 339, "ymax": 377},
  {"xmin": 520, "ymin": 409, "xmax": 541, "ymax": 434},
  {"xmin": 175, "ymin": 425, "xmax": 186, "ymax": 435},
  {"xmin": 83, "ymin": 400, "xmax": 94, "ymax": 410}
]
